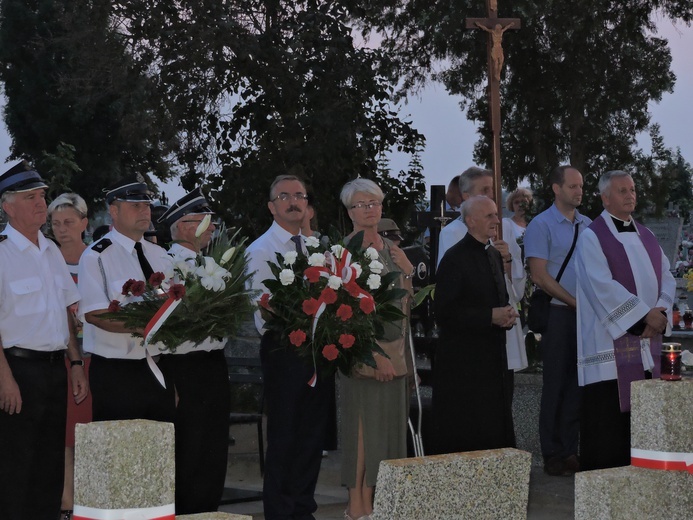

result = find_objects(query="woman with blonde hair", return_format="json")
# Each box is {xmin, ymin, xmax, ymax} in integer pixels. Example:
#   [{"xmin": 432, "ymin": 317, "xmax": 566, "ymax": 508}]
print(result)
[
  {"xmin": 339, "ymin": 178, "xmax": 414, "ymax": 520},
  {"xmin": 48, "ymin": 192, "xmax": 91, "ymax": 520}
]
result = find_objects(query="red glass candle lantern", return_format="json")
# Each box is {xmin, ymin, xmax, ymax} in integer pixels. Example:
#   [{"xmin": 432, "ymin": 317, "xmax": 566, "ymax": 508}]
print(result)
[{"xmin": 660, "ymin": 343, "xmax": 682, "ymax": 381}]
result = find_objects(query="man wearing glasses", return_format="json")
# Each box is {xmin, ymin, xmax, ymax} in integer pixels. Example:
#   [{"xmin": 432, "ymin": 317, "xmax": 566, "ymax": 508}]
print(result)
[
  {"xmin": 246, "ymin": 175, "xmax": 330, "ymax": 520},
  {"xmin": 157, "ymin": 189, "xmax": 228, "ymax": 514}
]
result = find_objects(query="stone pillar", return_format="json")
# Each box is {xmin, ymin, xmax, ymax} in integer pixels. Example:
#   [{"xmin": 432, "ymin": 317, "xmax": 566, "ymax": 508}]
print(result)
[
  {"xmin": 373, "ymin": 448, "xmax": 531, "ymax": 519},
  {"xmin": 575, "ymin": 379, "xmax": 693, "ymax": 519},
  {"xmin": 74, "ymin": 420, "xmax": 175, "ymax": 517}
]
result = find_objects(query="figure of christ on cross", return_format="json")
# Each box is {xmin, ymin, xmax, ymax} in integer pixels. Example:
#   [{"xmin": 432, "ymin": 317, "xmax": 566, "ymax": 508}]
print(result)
[{"xmin": 465, "ymin": 1, "xmax": 520, "ymax": 237}]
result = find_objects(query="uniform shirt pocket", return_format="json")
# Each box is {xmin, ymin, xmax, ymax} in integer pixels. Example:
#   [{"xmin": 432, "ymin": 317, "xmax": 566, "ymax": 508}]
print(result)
[{"xmin": 9, "ymin": 276, "xmax": 46, "ymax": 316}]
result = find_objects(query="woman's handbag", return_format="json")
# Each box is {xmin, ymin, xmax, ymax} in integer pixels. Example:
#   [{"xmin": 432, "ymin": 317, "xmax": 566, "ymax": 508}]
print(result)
[
  {"xmin": 527, "ymin": 288, "xmax": 552, "ymax": 333},
  {"xmin": 526, "ymin": 223, "xmax": 580, "ymax": 333}
]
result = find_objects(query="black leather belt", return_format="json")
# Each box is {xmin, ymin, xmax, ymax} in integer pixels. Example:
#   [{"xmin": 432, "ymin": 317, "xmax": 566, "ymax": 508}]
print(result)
[{"xmin": 5, "ymin": 347, "xmax": 65, "ymax": 362}]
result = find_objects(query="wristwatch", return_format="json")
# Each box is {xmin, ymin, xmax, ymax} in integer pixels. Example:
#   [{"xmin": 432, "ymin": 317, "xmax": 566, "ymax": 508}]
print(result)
[{"xmin": 70, "ymin": 359, "xmax": 85, "ymax": 367}]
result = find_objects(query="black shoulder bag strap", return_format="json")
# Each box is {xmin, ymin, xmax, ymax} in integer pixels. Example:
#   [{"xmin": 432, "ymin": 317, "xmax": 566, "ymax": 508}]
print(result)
[{"xmin": 555, "ymin": 222, "xmax": 580, "ymax": 284}]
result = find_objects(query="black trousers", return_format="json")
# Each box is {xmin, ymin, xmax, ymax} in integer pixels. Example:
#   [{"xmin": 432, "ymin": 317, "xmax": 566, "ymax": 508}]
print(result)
[
  {"xmin": 170, "ymin": 349, "xmax": 230, "ymax": 514},
  {"xmin": 539, "ymin": 305, "xmax": 581, "ymax": 460},
  {"xmin": 0, "ymin": 355, "xmax": 67, "ymax": 519},
  {"xmin": 261, "ymin": 333, "xmax": 330, "ymax": 520},
  {"xmin": 580, "ymin": 379, "xmax": 635, "ymax": 471},
  {"xmin": 89, "ymin": 354, "xmax": 176, "ymax": 422}
]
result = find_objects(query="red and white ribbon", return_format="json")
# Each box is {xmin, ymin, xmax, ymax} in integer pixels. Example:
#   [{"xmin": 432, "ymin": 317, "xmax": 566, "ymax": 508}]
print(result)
[
  {"xmin": 302, "ymin": 249, "xmax": 374, "ymax": 386},
  {"xmin": 631, "ymin": 448, "xmax": 693, "ymax": 474},
  {"xmin": 73, "ymin": 503, "xmax": 175, "ymax": 520},
  {"xmin": 141, "ymin": 296, "xmax": 182, "ymax": 389}
]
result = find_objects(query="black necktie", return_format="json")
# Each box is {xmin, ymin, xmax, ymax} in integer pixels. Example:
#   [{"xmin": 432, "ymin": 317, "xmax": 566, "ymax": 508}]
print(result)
[
  {"xmin": 134, "ymin": 242, "xmax": 154, "ymax": 281},
  {"xmin": 290, "ymin": 235, "xmax": 303, "ymax": 255}
]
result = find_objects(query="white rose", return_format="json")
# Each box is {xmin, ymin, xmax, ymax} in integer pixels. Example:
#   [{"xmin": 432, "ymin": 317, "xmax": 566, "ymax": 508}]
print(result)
[
  {"xmin": 365, "ymin": 247, "xmax": 379, "ymax": 261},
  {"xmin": 367, "ymin": 274, "xmax": 381, "ymax": 290},
  {"xmin": 279, "ymin": 269, "xmax": 295, "ymax": 286},
  {"xmin": 327, "ymin": 275, "xmax": 343, "ymax": 290},
  {"xmin": 308, "ymin": 253, "xmax": 326, "ymax": 267},
  {"xmin": 282, "ymin": 251, "xmax": 298, "ymax": 266},
  {"xmin": 331, "ymin": 244, "xmax": 344, "ymax": 258},
  {"xmin": 305, "ymin": 236, "xmax": 320, "ymax": 248},
  {"xmin": 351, "ymin": 262, "xmax": 362, "ymax": 277},
  {"xmin": 369, "ymin": 260, "xmax": 384, "ymax": 274}
]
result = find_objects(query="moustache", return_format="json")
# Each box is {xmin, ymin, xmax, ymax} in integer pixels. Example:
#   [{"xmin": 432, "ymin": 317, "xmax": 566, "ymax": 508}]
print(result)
[{"xmin": 287, "ymin": 206, "xmax": 302, "ymax": 213}]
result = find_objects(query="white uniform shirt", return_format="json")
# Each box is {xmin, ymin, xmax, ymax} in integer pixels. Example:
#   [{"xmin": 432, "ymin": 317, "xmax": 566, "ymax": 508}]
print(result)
[
  {"xmin": 0, "ymin": 224, "xmax": 79, "ymax": 351},
  {"xmin": 437, "ymin": 217, "xmax": 468, "ymax": 267},
  {"xmin": 78, "ymin": 229, "xmax": 171, "ymax": 359},
  {"xmin": 246, "ymin": 221, "xmax": 304, "ymax": 335},
  {"xmin": 576, "ymin": 211, "xmax": 676, "ymax": 386},
  {"xmin": 167, "ymin": 242, "xmax": 225, "ymax": 354}
]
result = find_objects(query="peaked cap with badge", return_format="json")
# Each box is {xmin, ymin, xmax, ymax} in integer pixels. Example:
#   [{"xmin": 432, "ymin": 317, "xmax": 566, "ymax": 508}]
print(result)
[
  {"xmin": 0, "ymin": 161, "xmax": 48, "ymax": 197},
  {"xmin": 104, "ymin": 177, "xmax": 153, "ymax": 204},
  {"xmin": 157, "ymin": 187, "xmax": 214, "ymax": 228}
]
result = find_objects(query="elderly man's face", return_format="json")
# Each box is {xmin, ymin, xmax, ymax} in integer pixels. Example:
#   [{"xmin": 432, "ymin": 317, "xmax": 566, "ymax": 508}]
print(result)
[
  {"xmin": 467, "ymin": 197, "xmax": 500, "ymax": 240},
  {"xmin": 268, "ymin": 179, "xmax": 307, "ymax": 231},
  {"xmin": 602, "ymin": 175, "xmax": 636, "ymax": 220},
  {"xmin": 2, "ymin": 188, "xmax": 48, "ymax": 231},
  {"xmin": 465, "ymin": 175, "xmax": 494, "ymax": 200}
]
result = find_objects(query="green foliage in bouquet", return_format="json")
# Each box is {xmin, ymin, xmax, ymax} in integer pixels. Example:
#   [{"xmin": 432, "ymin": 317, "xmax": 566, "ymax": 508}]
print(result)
[
  {"xmin": 260, "ymin": 230, "xmax": 407, "ymax": 376},
  {"xmin": 102, "ymin": 226, "xmax": 255, "ymax": 352}
]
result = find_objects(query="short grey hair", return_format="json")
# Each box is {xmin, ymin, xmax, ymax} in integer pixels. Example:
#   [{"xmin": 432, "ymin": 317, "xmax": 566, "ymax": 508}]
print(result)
[
  {"xmin": 47, "ymin": 192, "xmax": 88, "ymax": 219},
  {"xmin": 0, "ymin": 191, "xmax": 15, "ymax": 218},
  {"xmin": 269, "ymin": 175, "xmax": 306, "ymax": 200},
  {"xmin": 458, "ymin": 167, "xmax": 493, "ymax": 195},
  {"xmin": 340, "ymin": 178, "xmax": 384, "ymax": 208},
  {"xmin": 598, "ymin": 170, "xmax": 631, "ymax": 195},
  {"xmin": 460, "ymin": 195, "xmax": 490, "ymax": 225}
]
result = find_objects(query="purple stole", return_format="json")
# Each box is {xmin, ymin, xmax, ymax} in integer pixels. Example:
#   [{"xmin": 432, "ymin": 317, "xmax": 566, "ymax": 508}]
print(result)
[{"xmin": 590, "ymin": 215, "xmax": 662, "ymax": 412}]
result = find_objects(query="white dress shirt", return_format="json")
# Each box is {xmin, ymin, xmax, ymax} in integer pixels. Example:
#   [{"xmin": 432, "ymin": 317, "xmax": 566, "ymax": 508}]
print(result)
[
  {"xmin": 0, "ymin": 224, "xmax": 79, "ymax": 351},
  {"xmin": 246, "ymin": 221, "xmax": 305, "ymax": 335}
]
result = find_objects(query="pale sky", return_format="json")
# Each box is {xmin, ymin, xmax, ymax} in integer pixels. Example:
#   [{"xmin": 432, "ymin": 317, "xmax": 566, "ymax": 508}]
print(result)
[{"xmin": 1, "ymin": 21, "xmax": 691, "ymax": 203}]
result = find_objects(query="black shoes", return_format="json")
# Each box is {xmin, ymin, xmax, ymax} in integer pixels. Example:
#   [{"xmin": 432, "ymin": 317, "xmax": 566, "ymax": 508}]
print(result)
[{"xmin": 544, "ymin": 454, "xmax": 580, "ymax": 476}]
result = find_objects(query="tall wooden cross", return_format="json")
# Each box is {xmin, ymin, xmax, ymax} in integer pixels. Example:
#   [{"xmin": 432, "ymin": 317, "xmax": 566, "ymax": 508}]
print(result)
[{"xmin": 466, "ymin": 0, "xmax": 520, "ymax": 239}]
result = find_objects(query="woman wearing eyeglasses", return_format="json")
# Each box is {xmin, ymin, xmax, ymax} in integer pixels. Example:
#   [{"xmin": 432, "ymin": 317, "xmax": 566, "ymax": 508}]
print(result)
[
  {"xmin": 47, "ymin": 193, "xmax": 92, "ymax": 520},
  {"xmin": 339, "ymin": 178, "xmax": 415, "ymax": 520}
]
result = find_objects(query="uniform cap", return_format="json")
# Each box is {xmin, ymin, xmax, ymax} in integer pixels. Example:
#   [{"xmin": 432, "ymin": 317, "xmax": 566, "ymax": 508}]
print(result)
[
  {"xmin": 0, "ymin": 161, "xmax": 48, "ymax": 197},
  {"xmin": 157, "ymin": 188, "xmax": 213, "ymax": 227}
]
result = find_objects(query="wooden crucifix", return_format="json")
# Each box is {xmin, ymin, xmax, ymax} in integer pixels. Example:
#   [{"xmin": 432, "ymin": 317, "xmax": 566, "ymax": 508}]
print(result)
[{"xmin": 465, "ymin": 0, "xmax": 520, "ymax": 239}]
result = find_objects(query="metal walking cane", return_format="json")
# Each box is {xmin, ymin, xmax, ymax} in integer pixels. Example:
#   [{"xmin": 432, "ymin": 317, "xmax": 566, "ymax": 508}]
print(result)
[{"xmin": 407, "ymin": 323, "xmax": 425, "ymax": 457}]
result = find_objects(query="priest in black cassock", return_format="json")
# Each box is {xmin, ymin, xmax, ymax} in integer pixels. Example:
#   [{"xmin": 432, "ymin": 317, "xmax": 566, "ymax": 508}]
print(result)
[{"xmin": 432, "ymin": 196, "xmax": 519, "ymax": 454}]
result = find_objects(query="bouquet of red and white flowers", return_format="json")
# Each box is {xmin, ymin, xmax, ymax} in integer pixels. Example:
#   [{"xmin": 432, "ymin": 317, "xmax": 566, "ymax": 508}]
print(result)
[
  {"xmin": 260, "ymin": 231, "xmax": 407, "ymax": 377},
  {"xmin": 103, "ymin": 220, "xmax": 255, "ymax": 352}
]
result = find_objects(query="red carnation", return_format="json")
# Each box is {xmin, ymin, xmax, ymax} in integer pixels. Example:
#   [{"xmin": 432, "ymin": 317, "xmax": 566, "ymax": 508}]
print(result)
[
  {"xmin": 107, "ymin": 300, "xmax": 121, "ymax": 313},
  {"xmin": 345, "ymin": 281, "xmax": 361, "ymax": 298},
  {"xmin": 302, "ymin": 298, "xmax": 320, "ymax": 316},
  {"xmin": 122, "ymin": 278, "xmax": 137, "ymax": 295},
  {"xmin": 169, "ymin": 284, "xmax": 186, "ymax": 300},
  {"xmin": 149, "ymin": 272, "xmax": 165, "ymax": 287},
  {"xmin": 320, "ymin": 287, "xmax": 338, "ymax": 305},
  {"xmin": 359, "ymin": 297, "xmax": 375, "ymax": 315},
  {"xmin": 130, "ymin": 280, "xmax": 146, "ymax": 297},
  {"xmin": 259, "ymin": 293, "xmax": 271, "ymax": 309},
  {"xmin": 339, "ymin": 334, "xmax": 355, "ymax": 349},
  {"xmin": 304, "ymin": 267, "xmax": 321, "ymax": 283},
  {"xmin": 322, "ymin": 344, "xmax": 339, "ymax": 361},
  {"xmin": 336, "ymin": 304, "xmax": 353, "ymax": 322},
  {"xmin": 289, "ymin": 329, "xmax": 307, "ymax": 347}
]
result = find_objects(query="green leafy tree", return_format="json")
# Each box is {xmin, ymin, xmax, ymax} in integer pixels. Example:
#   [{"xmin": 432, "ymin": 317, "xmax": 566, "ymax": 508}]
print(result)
[
  {"xmin": 107, "ymin": 0, "xmax": 426, "ymax": 238},
  {"xmin": 347, "ymin": 0, "xmax": 693, "ymax": 214},
  {"xmin": 0, "ymin": 0, "xmax": 179, "ymax": 211}
]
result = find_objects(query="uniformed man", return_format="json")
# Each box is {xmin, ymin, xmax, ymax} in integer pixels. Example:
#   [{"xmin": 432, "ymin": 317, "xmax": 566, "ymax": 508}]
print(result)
[
  {"xmin": 78, "ymin": 178, "xmax": 175, "ymax": 422},
  {"xmin": 0, "ymin": 161, "xmax": 88, "ymax": 518},
  {"xmin": 157, "ymin": 189, "xmax": 230, "ymax": 514}
]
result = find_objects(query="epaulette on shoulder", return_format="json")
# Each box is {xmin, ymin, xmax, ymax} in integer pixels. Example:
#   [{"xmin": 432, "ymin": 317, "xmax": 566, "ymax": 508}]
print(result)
[
  {"xmin": 91, "ymin": 238, "xmax": 112, "ymax": 253},
  {"xmin": 0, "ymin": 235, "xmax": 7, "ymax": 243}
]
